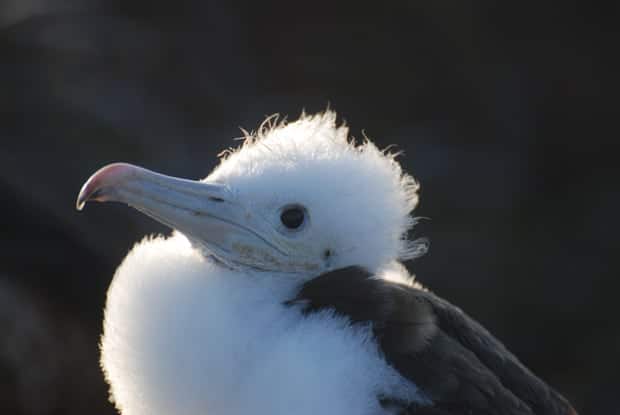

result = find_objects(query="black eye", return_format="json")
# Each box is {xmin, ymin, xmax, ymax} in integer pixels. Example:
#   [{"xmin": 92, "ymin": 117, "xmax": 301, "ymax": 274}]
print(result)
[{"xmin": 280, "ymin": 205, "xmax": 305, "ymax": 229}]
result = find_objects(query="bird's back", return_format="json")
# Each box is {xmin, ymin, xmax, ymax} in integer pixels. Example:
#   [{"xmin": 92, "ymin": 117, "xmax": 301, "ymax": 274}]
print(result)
[{"xmin": 289, "ymin": 265, "xmax": 577, "ymax": 415}]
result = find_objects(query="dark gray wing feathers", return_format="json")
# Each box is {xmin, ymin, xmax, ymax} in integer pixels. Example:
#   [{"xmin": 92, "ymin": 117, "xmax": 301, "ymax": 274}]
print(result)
[{"xmin": 287, "ymin": 266, "xmax": 576, "ymax": 415}]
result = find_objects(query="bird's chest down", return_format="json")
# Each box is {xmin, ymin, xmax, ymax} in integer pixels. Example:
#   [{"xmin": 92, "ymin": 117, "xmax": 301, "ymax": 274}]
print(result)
[{"xmin": 99, "ymin": 256, "xmax": 421, "ymax": 415}]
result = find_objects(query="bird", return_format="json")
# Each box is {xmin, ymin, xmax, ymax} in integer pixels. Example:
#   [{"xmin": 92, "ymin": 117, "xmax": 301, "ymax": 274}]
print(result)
[{"xmin": 77, "ymin": 111, "xmax": 577, "ymax": 415}]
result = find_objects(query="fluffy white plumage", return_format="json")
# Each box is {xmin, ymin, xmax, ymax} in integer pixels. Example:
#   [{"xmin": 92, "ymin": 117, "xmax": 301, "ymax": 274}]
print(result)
[
  {"xmin": 208, "ymin": 112, "xmax": 423, "ymax": 273},
  {"xmin": 98, "ymin": 111, "xmax": 429, "ymax": 415}
]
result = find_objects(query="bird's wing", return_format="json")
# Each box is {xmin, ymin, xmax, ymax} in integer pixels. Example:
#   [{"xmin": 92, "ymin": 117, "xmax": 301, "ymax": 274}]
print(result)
[{"xmin": 287, "ymin": 266, "xmax": 577, "ymax": 415}]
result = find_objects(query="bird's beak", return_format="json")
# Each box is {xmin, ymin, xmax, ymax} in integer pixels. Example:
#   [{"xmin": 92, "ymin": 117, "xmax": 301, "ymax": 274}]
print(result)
[{"xmin": 77, "ymin": 163, "xmax": 283, "ymax": 267}]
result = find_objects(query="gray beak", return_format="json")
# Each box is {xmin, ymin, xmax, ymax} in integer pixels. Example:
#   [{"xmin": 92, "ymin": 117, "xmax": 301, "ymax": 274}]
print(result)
[{"xmin": 77, "ymin": 163, "xmax": 285, "ymax": 266}]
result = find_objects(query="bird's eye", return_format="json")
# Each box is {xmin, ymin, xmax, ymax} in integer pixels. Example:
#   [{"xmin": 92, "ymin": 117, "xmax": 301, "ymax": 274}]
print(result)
[{"xmin": 280, "ymin": 205, "xmax": 306, "ymax": 230}]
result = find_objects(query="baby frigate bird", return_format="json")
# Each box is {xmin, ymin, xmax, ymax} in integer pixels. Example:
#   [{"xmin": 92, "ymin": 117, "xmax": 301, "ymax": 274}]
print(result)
[{"xmin": 77, "ymin": 112, "xmax": 577, "ymax": 415}]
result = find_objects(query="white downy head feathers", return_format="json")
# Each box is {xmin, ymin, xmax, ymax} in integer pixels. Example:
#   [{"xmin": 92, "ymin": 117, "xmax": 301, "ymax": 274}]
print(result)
[{"xmin": 205, "ymin": 111, "xmax": 425, "ymax": 275}]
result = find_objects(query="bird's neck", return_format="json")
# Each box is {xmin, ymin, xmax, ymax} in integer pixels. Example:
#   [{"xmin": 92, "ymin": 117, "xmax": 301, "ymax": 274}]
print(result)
[
  {"xmin": 101, "ymin": 235, "xmax": 310, "ymax": 414},
  {"xmin": 100, "ymin": 236, "xmax": 419, "ymax": 415}
]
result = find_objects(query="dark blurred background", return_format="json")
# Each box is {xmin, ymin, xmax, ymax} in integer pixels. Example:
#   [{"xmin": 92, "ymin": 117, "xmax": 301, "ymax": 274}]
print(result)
[{"xmin": 0, "ymin": 1, "xmax": 617, "ymax": 413}]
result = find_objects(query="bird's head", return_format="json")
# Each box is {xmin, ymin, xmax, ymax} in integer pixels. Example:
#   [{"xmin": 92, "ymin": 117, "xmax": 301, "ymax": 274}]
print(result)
[{"xmin": 77, "ymin": 112, "xmax": 425, "ymax": 276}]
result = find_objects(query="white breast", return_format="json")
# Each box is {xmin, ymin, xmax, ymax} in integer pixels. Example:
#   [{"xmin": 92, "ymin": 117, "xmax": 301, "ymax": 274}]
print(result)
[{"xmin": 100, "ymin": 234, "xmax": 426, "ymax": 415}]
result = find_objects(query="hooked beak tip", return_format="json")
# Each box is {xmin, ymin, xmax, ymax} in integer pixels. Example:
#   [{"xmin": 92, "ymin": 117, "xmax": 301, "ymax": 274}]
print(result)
[
  {"xmin": 75, "ymin": 195, "xmax": 86, "ymax": 211},
  {"xmin": 76, "ymin": 163, "xmax": 138, "ymax": 211},
  {"xmin": 76, "ymin": 187, "xmax": 103, "ymax": 211}
]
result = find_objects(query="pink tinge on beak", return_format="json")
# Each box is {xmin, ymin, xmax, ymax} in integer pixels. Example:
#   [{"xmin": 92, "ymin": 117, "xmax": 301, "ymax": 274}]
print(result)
[
  {"xmin": 76, "ymin": 161, "xmax": 290, "ymax": 269},
  {"xmin": 76, "ymin": 163, "xmax": 139, "ymax": 210}
]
